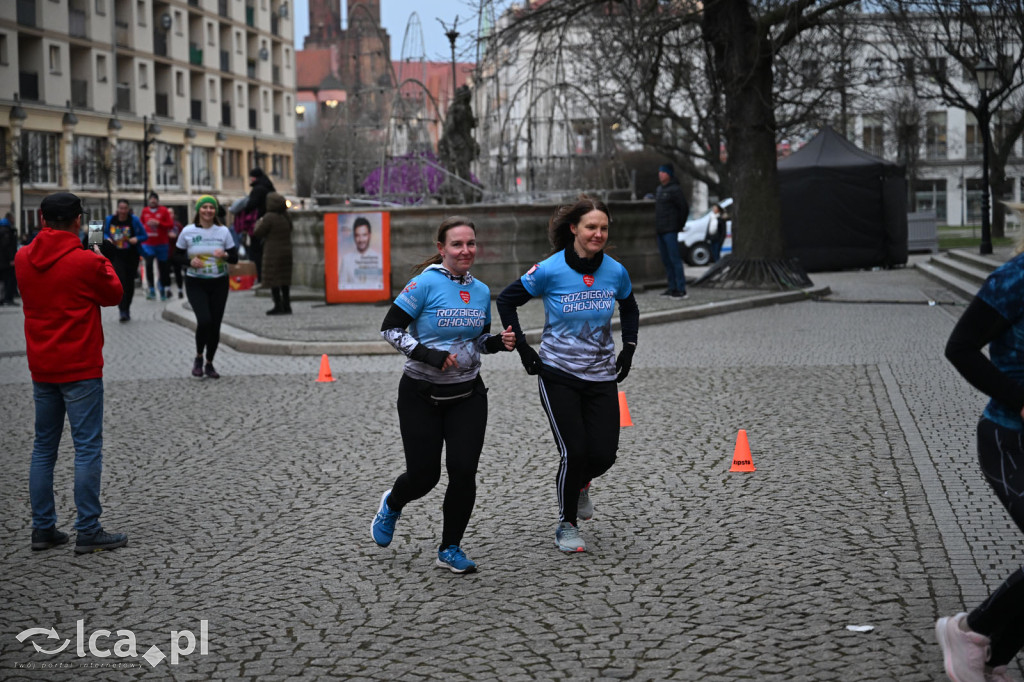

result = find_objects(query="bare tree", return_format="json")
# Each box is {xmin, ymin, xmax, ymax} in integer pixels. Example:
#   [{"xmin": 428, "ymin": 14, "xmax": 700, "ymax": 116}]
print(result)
[{"xmin": 880, "ymin": 0, "xmax": 1024, "ymax": 237}]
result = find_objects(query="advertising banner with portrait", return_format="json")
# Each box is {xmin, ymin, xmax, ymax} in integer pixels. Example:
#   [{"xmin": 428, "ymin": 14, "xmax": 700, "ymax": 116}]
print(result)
[{"xmin": 324, "ymin": 212, "xmax": 391, "ymax": 303}]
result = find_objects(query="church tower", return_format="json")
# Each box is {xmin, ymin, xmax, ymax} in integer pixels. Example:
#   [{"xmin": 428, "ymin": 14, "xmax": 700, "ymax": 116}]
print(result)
[{"xmin": 306, "ymin": 0, "xmax": 342, "ymax": 49}]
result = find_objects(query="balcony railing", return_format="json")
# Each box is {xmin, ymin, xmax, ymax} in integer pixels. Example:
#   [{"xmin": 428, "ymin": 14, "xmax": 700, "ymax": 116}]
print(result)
[
  {"xmin": 220, "ymin": 50, "xmax": 230, "ymax": 72},
  {"xmin": 116, "ymin": 84, "xmax": 132, "ymax": 113},
  {"xmin": 221, "ymin": 103, "xmax": 231, "ymax": 127},
  {"xmin": 191, "ymin": 100, "xmax": 203, "ymax": 123},
  {"xmin": 153, "ymin": 31, "xmax": 167, "ymax": 57},
  {"xmin": 189, "ymin": 45, "xmax": 203, "ymax": 65},
  {"xmin": 249, "ymin": 108, "xmax": 257, "ymax": 130},
  {"xmin": 19, "ymin": 72, "xmax": 39, "ymax": 101},
  {"xmin": 115, "ymin": 20, "xmax": 131, "ymax": 47},
  {"xmin": 156, "ymin": 93, "xmax": 169, "ymax": 117},
  {"xmin": 69, "ymin": 9, "xmax": 87, "ymax": 38},
  {"xmin": 17, "ymin": 0, "xmax": 36, "ymax": 27},
  {"xmin": 71, "ymin": 79, "xmax": 88, "ymax": 108}
]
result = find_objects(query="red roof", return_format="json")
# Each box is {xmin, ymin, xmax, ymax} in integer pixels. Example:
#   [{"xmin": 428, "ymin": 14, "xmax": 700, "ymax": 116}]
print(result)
[{"xmin": 295, "ymin": 49, "xmax": 335, "ymax": 90}]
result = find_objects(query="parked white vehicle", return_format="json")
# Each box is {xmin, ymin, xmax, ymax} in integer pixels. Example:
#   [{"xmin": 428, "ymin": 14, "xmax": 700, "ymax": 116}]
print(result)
[{"xmin": 678, "ymin": 198, "xmax": 733, "ymax": 266}]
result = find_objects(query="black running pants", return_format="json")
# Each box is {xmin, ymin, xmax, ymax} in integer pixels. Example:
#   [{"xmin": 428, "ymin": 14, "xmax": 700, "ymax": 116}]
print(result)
[
  {"xmin": 967, "ymin": 418, "xmax": 1024, "ymax": 666},
  {"xmin": 538, "ymin": 371, "xmax": 619, "ymax": 525},
  {"xmin": 388, "ymin": 374, "xmax": 488, "ymax": 550},
  {"xmin": 185, "ymin": 276, "xmax": 230, "ymax": 362},
  {"xmin": 109, "ymin": 250, "xmax": 138, "ymax": 314}
]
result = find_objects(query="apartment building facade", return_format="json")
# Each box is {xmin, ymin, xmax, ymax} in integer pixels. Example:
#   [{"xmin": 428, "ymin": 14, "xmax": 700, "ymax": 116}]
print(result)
[{"xmin": 0, "ymin": 0, "xmax": 297, "ymax": 231}]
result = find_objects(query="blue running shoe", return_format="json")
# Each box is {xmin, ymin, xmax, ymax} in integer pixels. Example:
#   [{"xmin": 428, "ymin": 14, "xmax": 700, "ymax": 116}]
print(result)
[
  {"xmin": 371, "ymin": 490, "xmax": 400, "ymax": 547},
  {"xmin": 555, "ymin": 521, "xmax": 586, "ymax": 552},
  {"xmin": 436, "ymin": 545, "xmax": 477, "ymax": 574}
]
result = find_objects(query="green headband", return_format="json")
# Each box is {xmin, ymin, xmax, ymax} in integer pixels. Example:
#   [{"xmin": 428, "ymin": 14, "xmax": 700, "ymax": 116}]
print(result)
[{"xmin": 195, "ymin": 195, "xmax": 218, "ymax": 212}]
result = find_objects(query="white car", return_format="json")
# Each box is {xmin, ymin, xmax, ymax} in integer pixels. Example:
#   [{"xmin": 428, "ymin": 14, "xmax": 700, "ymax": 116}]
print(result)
[{"xmin": 678, "ymin": 198, "xmax": 733, "ymax": 266}]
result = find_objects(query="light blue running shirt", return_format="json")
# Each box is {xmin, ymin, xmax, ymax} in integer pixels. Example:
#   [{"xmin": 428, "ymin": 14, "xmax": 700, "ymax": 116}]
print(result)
[
  {"xmin": 521, "ymin": 251, "xmax": 632, "ymax": 381},
  {"xmin": 394, "ymin": 265, "xmax": 493, "ymax": 384}
]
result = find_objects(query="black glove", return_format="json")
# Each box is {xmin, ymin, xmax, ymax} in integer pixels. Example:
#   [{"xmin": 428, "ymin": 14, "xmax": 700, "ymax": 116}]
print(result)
[
  {"xmin": 616, "ymin": 343, "xmax": 636, "ymax": 383},
  {"xmin": 411, "ymin": 344, "xmax": 450, "ymax": 369},
  {"xmin": 517, "ymin": 343, "xmax": 542, "ymax": 375}
]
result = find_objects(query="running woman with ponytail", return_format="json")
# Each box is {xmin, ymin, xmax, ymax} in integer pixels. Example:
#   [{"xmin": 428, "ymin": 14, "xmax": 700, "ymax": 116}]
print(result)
[
  {"xmin": 936, "ymin": 234, "xmax": 1024, "ymax": 682},
  {"xmin": 496, "ymin": 196, "xmax": 639, "ymax": 553},
  {"xmin": 173, "ymin": 195, "xmax": 238, "ymax": 379},
  {"xmin": 371, "ymin": 216, "xmax": 515, "ymax": 574}
]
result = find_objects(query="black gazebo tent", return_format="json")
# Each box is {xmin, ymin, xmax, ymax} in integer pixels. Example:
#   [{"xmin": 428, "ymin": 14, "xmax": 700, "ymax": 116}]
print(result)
[{"xmin": 778, "ymin": 126, "xmax": 908, "ymax": 271}]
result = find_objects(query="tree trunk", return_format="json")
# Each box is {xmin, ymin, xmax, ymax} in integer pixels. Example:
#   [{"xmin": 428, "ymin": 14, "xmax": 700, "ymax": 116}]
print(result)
[{"xmin": 700, "ymin": 0, "xmax": 808, "ymax": 288}]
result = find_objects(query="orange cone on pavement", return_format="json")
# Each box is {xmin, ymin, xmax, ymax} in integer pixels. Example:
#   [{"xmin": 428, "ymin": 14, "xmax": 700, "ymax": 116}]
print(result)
[
  {"xmin": 618, "ymin": 391, "xmax": 633, "ymax": 427},
  {"xmin": 729, "ymin": 429, "xmax": 756, "ymax": 472},
  {"xmin": 316, "ymin": 354, "xmax": 335, "ymax": 382}
]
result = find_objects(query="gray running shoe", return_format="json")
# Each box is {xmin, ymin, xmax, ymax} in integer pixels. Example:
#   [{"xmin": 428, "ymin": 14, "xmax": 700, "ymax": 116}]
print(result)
[
  {"xmin": 554, "ymin": 521, "xmax": 586, "ymax": 553},
  {"xmin": 578, "ymin": 483, "xmax": 594, "ymax": 521}
]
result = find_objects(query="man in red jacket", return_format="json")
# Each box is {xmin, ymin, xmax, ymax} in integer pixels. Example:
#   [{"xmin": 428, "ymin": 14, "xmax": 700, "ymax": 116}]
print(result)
[{"xmin": 15, "ymin": 192, "xmax": 130, "ymax": 554}]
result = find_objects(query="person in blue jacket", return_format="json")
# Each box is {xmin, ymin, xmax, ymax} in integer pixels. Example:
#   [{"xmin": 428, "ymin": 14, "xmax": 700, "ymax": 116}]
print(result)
[
  {"xmin": 371, "ymin": 216, "xmax": 515, "ymax": 574},
  {"xmin": 937, "ymin": 238, "xmax": 1024, "ymax": 682},
  {"xmin": 497, "ymin": 196, "xmax": 640, "ymax": 553},
  {"xmin": 103, "ymin": 198, "xmax": 147, "ymax": 322}
]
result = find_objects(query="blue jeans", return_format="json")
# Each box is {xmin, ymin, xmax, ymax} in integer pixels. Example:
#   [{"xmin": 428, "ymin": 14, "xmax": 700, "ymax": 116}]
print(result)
[
  {"xmin": 30, "ymin": 379, "xmax": 105, "ymax": 532},
  {"xmin": 656, "ymin": 231, "xmax": 686, "ymax": 293}
]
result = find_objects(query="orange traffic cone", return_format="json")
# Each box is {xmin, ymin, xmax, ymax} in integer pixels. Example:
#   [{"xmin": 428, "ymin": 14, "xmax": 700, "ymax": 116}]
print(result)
[
  {"xmin": 618, "ymin": 391, "xmax": 633, "ymax": 427},
  {"xmin": 729, "ymin": 429, "xmax": 756, "ymax": 472},
  {"xmin": 316, "ymin": 354, "xmax": 335, "ymax": 382}
]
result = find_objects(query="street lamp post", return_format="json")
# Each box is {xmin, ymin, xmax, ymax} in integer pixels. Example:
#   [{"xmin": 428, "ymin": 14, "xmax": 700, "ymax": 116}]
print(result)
[
  {"xmin": 974, "ymin": 58, "xmax": 997, "ymax": 256},
  {"xmin": 142, "ymin": 115, "xmax": 162, "ymax": 205}
]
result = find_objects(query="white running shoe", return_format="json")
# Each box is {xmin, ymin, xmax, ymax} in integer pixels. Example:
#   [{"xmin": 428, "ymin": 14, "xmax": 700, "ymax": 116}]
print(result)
[
  {"xmin": 936, "ymin": 612, "xmax": 990, "ymax": 682},
  {"xmin": 554, "ymin": 521, "xmax": 586, "ymax": 553}
]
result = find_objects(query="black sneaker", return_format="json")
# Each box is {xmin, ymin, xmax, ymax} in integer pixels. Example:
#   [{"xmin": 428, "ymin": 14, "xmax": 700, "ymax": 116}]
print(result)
[
  {"xmin": 75, "ymin": 528, "xmax": 128, "ymax": 554},
  {"xmin": 192, "ymin": 357, "xmax": 204, "ymax": 378},
  {"xmin": 204, "ymin": 363, "xmax": 220, "ymax": 379},
  {"xmin": 31, "ymin": 527, "xmax": 69, "ymax": 551},
  {"xmin": 658, "ymin": 288, "xmax": 673, "ymax": 297},
  {"xmin": 671, "ymin": 290, "xmax": 688, "ymax": 299}
]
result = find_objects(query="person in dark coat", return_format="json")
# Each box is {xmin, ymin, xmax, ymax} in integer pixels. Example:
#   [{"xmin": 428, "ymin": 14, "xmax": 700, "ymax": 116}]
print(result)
[
  {"xmin": 253, "ymin": 192, "xmax": 293, "ymax": 315},
  {"xmin": 0, "ymin": 216, "xmax": 18, "ymax": 305},
  {"xmin": 244, "ymin": 168, "xmax": 276, "ymax": 283},
  {"xmin": 654, "ymin": 163, "xmax": 689, "ymax": 299}
]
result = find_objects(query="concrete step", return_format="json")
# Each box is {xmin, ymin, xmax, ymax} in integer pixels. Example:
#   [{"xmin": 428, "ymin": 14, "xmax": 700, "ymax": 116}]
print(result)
[
  {"xmin": 945, "ymin": 248, "xmax": 1005, "ymax": 272},
  {"xmin": 914, "ymin": 261, "xmax": 978, "ymax": 301},
  {"xmin": 928, "ymin": 253, "xmax": 993, "ymax": 286}
]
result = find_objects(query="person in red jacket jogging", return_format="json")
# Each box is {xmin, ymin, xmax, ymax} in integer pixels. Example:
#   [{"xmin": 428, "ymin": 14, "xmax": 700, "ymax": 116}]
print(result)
[
  {"xmin": 15, "ymin": 192, "xmax": 130, "ymax": 554},
  {"xmin": 140, "ymin": 192, "xmax": 175, "ymax": 301}
]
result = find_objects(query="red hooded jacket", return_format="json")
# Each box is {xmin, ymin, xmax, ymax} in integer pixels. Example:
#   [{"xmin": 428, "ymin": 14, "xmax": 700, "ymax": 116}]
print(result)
[{"xmin": 15, "ymin": 228, "xmax": 123, "ymax": 383}]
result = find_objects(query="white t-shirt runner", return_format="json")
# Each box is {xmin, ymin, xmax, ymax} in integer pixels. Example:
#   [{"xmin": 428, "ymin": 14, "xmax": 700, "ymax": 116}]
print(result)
[{"xmin": 176, "ymin": 223, "xmax": 236, "ymax": 279}]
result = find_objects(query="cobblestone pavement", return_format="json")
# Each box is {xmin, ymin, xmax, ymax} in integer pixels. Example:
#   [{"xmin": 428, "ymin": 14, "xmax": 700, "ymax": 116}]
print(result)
[{"xmin": 1, "ymin": 262, "xmax": 1022, "ymax": 681}]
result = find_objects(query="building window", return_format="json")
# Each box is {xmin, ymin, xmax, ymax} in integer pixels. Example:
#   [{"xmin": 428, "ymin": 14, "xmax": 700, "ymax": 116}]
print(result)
[
  {"xmin": 913, "ymin": 178, "xmax": 947, "ymax": 222},
  {"xmin": 223, "ymin": 148, "xmax": 242, "ymax": 178},
  {"xmin": 174, "ymin": 10, "xmax": 183, "ymax": 35},
  {"xmin": 155, "ymin": 143, "xmax": 182, "ymax": 188},
  {"xmin": 994, "ymin": 111, "xmax": 1020, "ymax": 156},
  {"xmin": 176, "ymin": 71, "xmax": 185, "ymax": 96},
  {"xmin": 862, "ymin": 113, "xmax": 884, "ymax": 158},
  {"xmin": 925, "ymin": 111, "xmax": 947, "ymax": 159},
  {"xmin": 0, "ymin": 34, "xmax": 8, "ymax": 66},
  {"xmin": 263, "ymin": 91, "xmax": 269, "ymax": 112},
  {"xmin": 965, "ymin": 113, "xmax": 982, "ymax": 160},
  {"xmin": 72, "ymin": 136, "xmax": 107, "ymax": 187},
  {"xmin": 21, "ymin": 132, "xmax": 62, "ymax": 185},
  {"xmin": 49, "ymin": 45, "xmax": 61, "ymax": 74},
  {"xmin": 235, "ymin": 30, "xmax": 242, "ymax": 54},
  {"xmin": 966, "ymin": 178, "xmax": 986, "ymax": 223},
  {"xmin": 95, "ymin": 0, "xmax": 105, "ymax": 14},
  {"xmin": 865, "ymin": 57, "xmax": 882, "ymax": 83},
  {"xmin": 207, "ymin": 21, "xmax": 215, "ymax": 45},
  {"xmin": 284, "ymin": 47, "xmax": 290, "ymax": 68},
  {"xmin": 139, "ymin": 63, "xmax": 148, "ymax": 89},
  {"xmin": 925, "ymin": 57, "xmax": 946, "ymax": 82},
  {"xmin": 115, "ymin": 139, "xmax": 143, "ymax": 187},
  {"xmin": 137, "ymin": 0, "xmax": 146, "ymax": 25},
  {"xmin": 191, "ymin": 146, "xmax": 213, "ymax": 188},
  {"xmin": 237, "ymin": 84, "xmax": 244, "ymax": 105}
]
